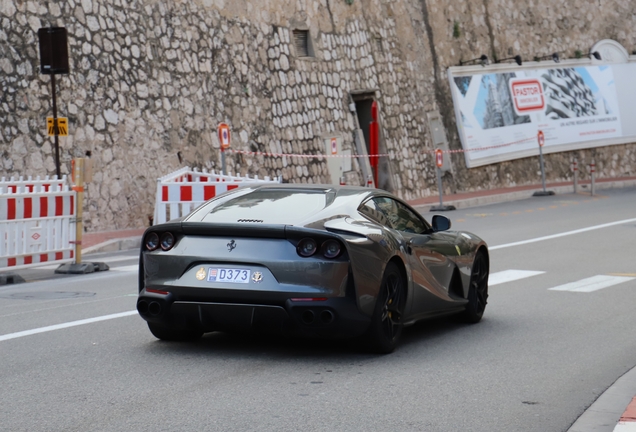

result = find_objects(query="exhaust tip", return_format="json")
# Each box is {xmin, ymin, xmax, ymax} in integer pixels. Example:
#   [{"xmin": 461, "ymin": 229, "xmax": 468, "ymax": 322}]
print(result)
[
  {"xmin": 137, "ymin": 300, "xmax": 149, "ymax": 314},
  {"xmin": 148, "ymin": 301, "xmax": 162, "ymax": 316},
  {"xmin": 301, "ymin": 310, "xmax": 315, "ymax": 325},
  {"xmin": 320, "ymin": 310, "xmax": 334, "ymax": 324}
]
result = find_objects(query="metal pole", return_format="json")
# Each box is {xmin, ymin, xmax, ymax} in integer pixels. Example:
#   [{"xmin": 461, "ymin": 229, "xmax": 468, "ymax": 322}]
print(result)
[
  {"xmin": 437, "ymin": 167, "xmax": 444, "ymax": 206},
  {"xmin": 539, "ymin": 144, "xmax": 547, "ymax": 193},
  {"xmin": 51, "ymin": 74, "xmax": 61, "ymax": 178},
  {"xmin": 73, "ymin": 158, "xmax": 84, "ymax": 265},
  {"xmin": 590, "ymin": 160, "xmax": 595, "ymax": 196},
  {"xmin": 221, "ymin": 148, "xmax": 226, "ymax": 175},
  {"xmin": 573, "ymin": 157, "xmax": 578, "ymax": 194}
]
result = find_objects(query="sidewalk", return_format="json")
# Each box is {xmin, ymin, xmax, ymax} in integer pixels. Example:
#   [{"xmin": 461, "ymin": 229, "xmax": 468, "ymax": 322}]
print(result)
[
  {"xmin": 409, "ymin": 175, "xmax": 636, "ymax": 213},
  {"xmin": 82, "ymin": 228, "xmax": 146, "ymax": 254}
]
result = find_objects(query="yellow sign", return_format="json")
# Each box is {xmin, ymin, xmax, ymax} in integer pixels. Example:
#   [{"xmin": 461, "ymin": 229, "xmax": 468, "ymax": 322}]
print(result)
[{"xmin": 47, "ymin": 117, "xmax": 68, "ymax": 136}]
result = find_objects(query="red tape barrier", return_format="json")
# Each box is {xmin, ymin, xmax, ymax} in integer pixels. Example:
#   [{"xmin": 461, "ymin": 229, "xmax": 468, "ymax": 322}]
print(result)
[{"xmin": 224, "ymin": 137, "xmax": 535, "ymax": 159}]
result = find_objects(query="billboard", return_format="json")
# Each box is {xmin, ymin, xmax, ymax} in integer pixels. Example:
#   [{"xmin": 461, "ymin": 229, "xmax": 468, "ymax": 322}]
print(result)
[{"xmin": 448, "ymin": 63, "xmax": 636, "ymax": 167}]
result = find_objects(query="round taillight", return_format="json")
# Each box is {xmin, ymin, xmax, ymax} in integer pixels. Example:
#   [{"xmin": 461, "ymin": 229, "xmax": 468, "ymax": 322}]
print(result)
[
  {"xmin": 160, "ymin": 232, "xmax": 175, "ymax": 251},
  {"xmin": 145, "ymin": 232, "xmax": 159, "ymax": 251},
  {"xmin": 297, "ymin": 238, "xmax": 318, "ymax": 257},
  {"xmin": 322, "ymin": 239, "xmax": 341, "ymax": 259}
]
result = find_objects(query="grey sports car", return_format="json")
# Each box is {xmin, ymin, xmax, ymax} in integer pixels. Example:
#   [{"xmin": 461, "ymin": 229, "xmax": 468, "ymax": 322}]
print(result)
[{"xmin": 137, "ymin": 184, "xmax": 489, "ymax": 353}]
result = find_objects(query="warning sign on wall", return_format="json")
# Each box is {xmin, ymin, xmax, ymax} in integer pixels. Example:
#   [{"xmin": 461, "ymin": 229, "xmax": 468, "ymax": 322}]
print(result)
[{"xmin": 47, "ymin": 117, "xmax": 68, "ymax": 136}]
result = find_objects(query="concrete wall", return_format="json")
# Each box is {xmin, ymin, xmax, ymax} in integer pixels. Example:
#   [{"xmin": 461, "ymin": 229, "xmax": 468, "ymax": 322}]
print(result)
[{"xmin": 1, "ymin": 0, "xmax": 635, "ymax": 231}]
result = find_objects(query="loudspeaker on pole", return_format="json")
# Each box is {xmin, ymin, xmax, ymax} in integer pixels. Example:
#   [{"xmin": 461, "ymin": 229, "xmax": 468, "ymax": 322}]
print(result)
[{"xmin": 38, "ymin": 27, "xmax": 70, "ymax": 75}]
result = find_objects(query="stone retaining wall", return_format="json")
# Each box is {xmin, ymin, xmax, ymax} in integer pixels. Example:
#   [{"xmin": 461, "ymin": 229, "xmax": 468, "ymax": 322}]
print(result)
[{"xmin": 1, "ymin": 0, "xmax": 635, "ymax": 231}]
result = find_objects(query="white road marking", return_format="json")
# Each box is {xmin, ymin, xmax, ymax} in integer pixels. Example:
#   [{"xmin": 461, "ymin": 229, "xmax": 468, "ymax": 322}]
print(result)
[
  {"xmin": 0, "ymin": 310, "xmax": 138, "ymax": 342},
  {"xmin": 109, "ymin": 265, "xmax": 139, "ymax": 272},
  {"xmin": 489, "ymin": 270, "xmax": 545, "ymax": 286},
  {"xmin": 549, "ymin": 275, "xmax": 635, "ymax": 293},
  {"xmin": 490, "ymin": 217, "xmax": 636, "ymax": 250}
]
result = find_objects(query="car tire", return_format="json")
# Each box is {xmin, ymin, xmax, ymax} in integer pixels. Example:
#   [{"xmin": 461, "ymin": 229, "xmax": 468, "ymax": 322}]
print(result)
[
  {"xmin": 458, "ymin": 251, "xmax": 489, "ymax": 323},
  {"xmin": 365, "ymin": 262, "xmax": 406, "ymax": 354},
  {"xmin": 147, "ymin": 322, "xmax": 203, "ymax": 342}
]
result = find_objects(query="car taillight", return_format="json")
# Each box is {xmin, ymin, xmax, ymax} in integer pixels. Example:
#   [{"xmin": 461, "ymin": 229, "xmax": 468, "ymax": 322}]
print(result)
[
  {"xmin": 297, "ymin": 238, "xmax": 318, "ymax": 257},
  {"xmin": 321, "ymin": 239, "xmax": 341, "ymax": 259},
  {"xmin": 145, "ymin": 232, "xmax": 159, "ymax": 251},
  {"xmin": 160, "ymin": 232, "xmax": 175, "ymax": 251},
  {"xmin": 296, "ymin": 238, "xmax": 343, "ymax": 259}
]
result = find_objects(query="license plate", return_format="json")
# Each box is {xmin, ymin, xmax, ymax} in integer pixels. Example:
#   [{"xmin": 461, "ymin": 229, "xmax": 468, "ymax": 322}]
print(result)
[{"xmin": 207, "ymin": 268, "xmax": 251, "ymax": 284}]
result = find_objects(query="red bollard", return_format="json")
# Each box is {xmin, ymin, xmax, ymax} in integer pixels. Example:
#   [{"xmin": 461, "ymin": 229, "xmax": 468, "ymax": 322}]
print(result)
[
  {"xmin": 590, "ymin": 161, "xmax": 595, "ymax": 196},
  {"xmin": 573, "ymin": 157, "xmax": 578, "ymax": 193}
]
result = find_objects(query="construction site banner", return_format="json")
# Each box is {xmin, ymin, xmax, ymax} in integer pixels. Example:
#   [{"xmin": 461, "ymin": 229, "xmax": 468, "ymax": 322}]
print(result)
[{"xmin": 448, "ymin": 62, "xmax": 636, "ymax": 167}]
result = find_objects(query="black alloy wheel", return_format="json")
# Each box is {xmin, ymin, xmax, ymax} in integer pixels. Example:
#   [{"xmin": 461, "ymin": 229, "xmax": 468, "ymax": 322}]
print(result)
[
  {"xmin": 147, "ymin": 322, "xmax": 203, "ymax": 342},
  {"xmin": 459, "ymin": 251, "xmax": 489, "ymax": 323},
  {"xmin": 366, "ymin": 262, "xmax": 406, "ymax": 354}
]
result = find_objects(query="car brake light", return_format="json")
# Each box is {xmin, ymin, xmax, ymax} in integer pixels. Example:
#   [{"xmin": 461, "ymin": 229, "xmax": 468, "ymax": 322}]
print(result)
[
  {"xmin": 160, "ymin": 232, "xmax": 175, "ymax": 251},
  {"xmin": 145, "ymin": 232, "xmax": 159, "ymax": 251},
  {"xmin": 322, "ymin": 239, "xmax": 342, "ymax": 259},
  {"xmin": 297, "ymin": 238, "xmax": 318, "ymax": 257}
]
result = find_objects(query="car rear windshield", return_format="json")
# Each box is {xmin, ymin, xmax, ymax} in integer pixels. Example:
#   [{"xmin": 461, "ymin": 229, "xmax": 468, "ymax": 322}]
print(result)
[{"xmin": 200, "ymin": 189, "xmax": 329, "ymax": 224}]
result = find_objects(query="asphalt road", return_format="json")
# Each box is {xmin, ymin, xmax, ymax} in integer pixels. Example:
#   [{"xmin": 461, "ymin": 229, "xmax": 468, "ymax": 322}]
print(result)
[{"xmin": 1, "ymin": 187, "xmax": 635, "ymax": 432}]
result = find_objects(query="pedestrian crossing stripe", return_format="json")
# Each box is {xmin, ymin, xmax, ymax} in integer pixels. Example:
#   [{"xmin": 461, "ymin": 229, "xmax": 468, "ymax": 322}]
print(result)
[
  {"xmin": 489, "ymin": 270, "xmax": 545, "ymax": 286},
  {"xmin": 489, "ymin": 270, "xmax": 635, "ymax": 293},
  {"xmin": 548, "ymin": 275, "xmax": 635, "ymax": 293},
  {"xmin": 47, "ymin": 117, "xmax": 68, "ymax": 136}
]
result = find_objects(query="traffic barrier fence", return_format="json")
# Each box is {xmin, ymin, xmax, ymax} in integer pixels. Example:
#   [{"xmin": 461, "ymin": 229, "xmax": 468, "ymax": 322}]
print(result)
[
  {"xmin": 0, "ymin": 181, "xmax": 76, "ymax": 271},
  {"xmin": 1, "ymin": 175, "xmax": 67, "ymax": 193},
  {"xmin": 154, "ymin": 167, "xmax": 281, "ymax": 224}
]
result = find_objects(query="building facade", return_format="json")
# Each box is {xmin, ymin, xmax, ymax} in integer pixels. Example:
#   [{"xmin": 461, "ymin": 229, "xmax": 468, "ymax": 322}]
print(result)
[{"xmin": 1, "ymin": 0, "xmax": 635, "ymax": 231}]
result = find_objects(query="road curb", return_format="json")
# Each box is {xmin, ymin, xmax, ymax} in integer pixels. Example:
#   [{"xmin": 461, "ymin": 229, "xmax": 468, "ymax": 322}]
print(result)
[{"xmin": 568, "ymin": 366, "xmax": 636, "ymax": 432}]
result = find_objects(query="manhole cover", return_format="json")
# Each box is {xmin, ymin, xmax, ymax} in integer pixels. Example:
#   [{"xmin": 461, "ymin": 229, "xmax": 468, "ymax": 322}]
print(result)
[{"xmin": 2, "ymin": 291, "xmax": 96, "ymax": 300}]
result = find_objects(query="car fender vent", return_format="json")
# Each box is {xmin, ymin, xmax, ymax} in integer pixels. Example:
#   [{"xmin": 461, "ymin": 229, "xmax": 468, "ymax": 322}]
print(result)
[{"xmin": 237, "ymin": 219, "xmax": 264, "ymax": 223}]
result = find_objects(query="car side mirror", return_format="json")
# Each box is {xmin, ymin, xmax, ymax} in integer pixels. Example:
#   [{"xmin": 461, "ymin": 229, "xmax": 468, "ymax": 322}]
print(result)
[{"xmin": 432, "ymin": 215, "xmax": 451, "ymax": 232}]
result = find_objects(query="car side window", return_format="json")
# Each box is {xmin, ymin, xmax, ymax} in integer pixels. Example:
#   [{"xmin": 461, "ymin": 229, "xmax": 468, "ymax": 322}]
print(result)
[
  {"xmin": 392, "ymin": 200, "xmax": 428, "ymax": 234},
  {"xmin": 359, "ymin": 199, "xmax": 391, "ymax": 227},
  {"xmin": 360, "ymin": 197, "xmax": 430, "ymax": 234}
]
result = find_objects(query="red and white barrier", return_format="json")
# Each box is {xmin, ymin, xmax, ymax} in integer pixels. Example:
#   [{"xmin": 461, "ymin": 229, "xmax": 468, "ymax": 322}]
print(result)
[
  {"xmin": 1, "ymin": 175, "xmax": 67, "ymax": 193},
  {"xmin": 0, "ymin": 184, "xmax": 76, "ymax": 271},
  {"xmin": 154, "ymin": 167, "xmax": 281, "ymax": 224}
]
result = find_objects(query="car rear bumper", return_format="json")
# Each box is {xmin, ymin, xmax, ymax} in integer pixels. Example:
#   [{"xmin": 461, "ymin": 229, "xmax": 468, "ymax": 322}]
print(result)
[{"xmin": 137, "ymin": 290, "xmax": 371, "ymax": 339}]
